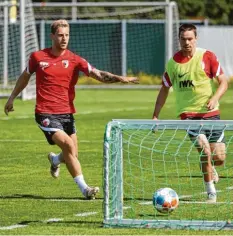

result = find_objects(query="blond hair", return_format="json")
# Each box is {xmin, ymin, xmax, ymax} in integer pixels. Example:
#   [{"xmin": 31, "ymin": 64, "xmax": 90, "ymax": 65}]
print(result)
[{"xmin": 51, "ymin": 19, "xmax": 69, "ymax": 34}]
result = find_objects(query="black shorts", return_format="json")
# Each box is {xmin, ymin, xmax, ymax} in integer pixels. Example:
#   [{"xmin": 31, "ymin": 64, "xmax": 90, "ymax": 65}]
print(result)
[
  {"xmin": 35, "ymin": 113, "xmax": 76, "ymax": 145},
  {"xmin": 186, "ymin": 115, "xmax": 225, "ymax": 144}
]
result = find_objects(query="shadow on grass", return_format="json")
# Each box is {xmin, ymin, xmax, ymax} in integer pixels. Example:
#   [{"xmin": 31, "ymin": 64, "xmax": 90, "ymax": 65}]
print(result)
[
  {"xmin": 18, "ymin": 220, "xmax": 102, "ymax": 226},
  {"xmin": 0, "ymin": 194, "xmax": 103, "ymax": 201},
  {"xmin": 0, "ymin": 194, "xmax": 154, "ymax": 203}
]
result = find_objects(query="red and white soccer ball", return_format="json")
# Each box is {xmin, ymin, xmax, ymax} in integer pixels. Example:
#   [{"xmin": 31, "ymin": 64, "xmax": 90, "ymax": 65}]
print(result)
[{"xmin": 153, "ymin": 187, "xmax": 179, "ymax": 213}]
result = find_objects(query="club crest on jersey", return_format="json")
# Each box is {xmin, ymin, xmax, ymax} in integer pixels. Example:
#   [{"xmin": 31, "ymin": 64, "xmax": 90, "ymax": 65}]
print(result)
[
  {"xmin": 42, "ymin": 118, "xmax": 50, "ymax": 127},
  {"xmin": 39, "ymin": 61, "xmax": 49, "ymax": 70},
  {"xmin": 62, "ymin": 60, "xmax": 69, "ymax": 68}
]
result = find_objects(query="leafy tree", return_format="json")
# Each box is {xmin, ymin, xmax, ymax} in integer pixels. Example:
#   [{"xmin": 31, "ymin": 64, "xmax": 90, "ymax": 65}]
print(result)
[
  {"xmin": 205, "ymin": 0, "xmax": 231, "ymax": 25},
  {"xmin": 176, "ymin": 0, "xmax": 205, "ymax": 19},
  {"xmin": 176, "ymin": 0, "xmax": 233, "ymax": 25},
  {"xmin": 32, "ymin": 0, "xmax": 233, "ymax": 25}
]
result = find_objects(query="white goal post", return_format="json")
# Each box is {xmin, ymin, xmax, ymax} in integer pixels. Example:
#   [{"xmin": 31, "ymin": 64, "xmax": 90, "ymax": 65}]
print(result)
[
  {"xmin": 0, "ymin": 1, "xmax": 179, "ymax": 100},
  {"xmin": 0, "ymin": 0, "xmax": 39, "ymax": 100},
  {"xmin": 103, "ymin": 119, "xmax": 233, "ymax": 230}
]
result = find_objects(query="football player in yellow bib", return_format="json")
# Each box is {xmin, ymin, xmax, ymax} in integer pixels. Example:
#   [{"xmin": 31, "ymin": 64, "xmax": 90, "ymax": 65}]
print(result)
[{"xmin": 152, "ymin": 23, "xmax": 228, "ymax": 203}]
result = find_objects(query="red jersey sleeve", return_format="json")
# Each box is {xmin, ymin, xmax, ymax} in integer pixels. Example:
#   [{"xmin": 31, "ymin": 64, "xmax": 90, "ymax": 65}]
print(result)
[
  {"xmin": 75, "ymin": 55, "xmax": 93, "ymax": 76},
  {"xmin": 162, "ymin": 72, "xmax": 172, "ymax": 87},
  {"xmin": 26, "ymin": 52, "xmax": 38, "ymax": 74},
  {"xmin": 203, "ymin": 51, "xmax": 224, "ymax": 78}
]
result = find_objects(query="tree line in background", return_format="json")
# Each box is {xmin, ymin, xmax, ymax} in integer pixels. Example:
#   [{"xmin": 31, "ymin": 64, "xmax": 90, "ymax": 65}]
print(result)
[{"xmin": 32, "ymin": 0, "xmax": 233, "ymax": 25}]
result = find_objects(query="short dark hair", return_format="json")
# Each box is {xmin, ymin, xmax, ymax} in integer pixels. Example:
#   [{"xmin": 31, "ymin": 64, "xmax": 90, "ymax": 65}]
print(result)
[{"xmin": 179, "ymin": 23, "xmax": 197, "ymax": 38}]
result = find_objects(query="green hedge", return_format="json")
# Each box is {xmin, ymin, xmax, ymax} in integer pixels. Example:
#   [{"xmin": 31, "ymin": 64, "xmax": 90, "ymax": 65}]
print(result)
[
  {"xmin": 78, "ymin": 73, "xmax": 162, "ymax": 85},
  {"xmin": 77, "ymin": 74, "xmax": 233, "ymax": 86}
]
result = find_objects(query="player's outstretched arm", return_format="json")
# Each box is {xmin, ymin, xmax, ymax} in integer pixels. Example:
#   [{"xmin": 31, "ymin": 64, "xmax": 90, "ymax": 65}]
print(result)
[
  {"xmin": 4, "ymin": 70, "xmax": 31, "ymax": 115},
  {"xmin": 89, "ymin": 68, "xmax": 139, "ymax": 84}
]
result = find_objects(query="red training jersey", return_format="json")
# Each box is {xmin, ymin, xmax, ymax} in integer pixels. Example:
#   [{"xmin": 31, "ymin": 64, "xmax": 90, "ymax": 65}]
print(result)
[{"xmin": 26, "ymin": 48, "xmax": 93, "ymax": 114}]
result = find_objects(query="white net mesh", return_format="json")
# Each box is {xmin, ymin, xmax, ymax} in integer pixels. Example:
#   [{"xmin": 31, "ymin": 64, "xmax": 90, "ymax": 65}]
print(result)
[
  {"xmin": 0, "ymin": 0, "xmax": 38, "ymax": 99},
  {"xmin": 0, "ymin": 1, "xmax": 179, "ymax": 99},
  {"xmin": 104, "ymin": 119, "xmax": 233, "ymax": 230}
]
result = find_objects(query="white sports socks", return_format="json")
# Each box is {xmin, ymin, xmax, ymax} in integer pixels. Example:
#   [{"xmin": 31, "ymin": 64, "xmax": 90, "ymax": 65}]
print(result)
[
  {"xmin": 205, "ymin": 180, "xmax": 216, "ymax": 194},
  {"xmin": 52, "ymin": 153, "xmax": 63, "ymax": 166},
  {"xmin": 74, "ymin": 175, "xmax": 88, "ymax": 195}
]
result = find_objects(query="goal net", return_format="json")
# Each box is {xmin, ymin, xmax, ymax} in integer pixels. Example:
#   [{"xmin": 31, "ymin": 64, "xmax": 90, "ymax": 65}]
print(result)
[
  {"xmin": 103, "ymin": 119, "xmax": 233, "ymax": 230},
  {"xmin": 0, "ymin": 0, "xmax": 38, "ymax": 99},
  {"xmin": 34, "ymin": 1, "xmax": 179, "ymax": 77},
  {"xmin": 0, "ymin": 1, "xmax": 179, "ymax": 99}
]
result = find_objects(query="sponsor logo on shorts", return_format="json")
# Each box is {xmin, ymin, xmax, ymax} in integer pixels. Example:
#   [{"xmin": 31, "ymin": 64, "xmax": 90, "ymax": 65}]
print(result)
[{"xmin": 42, "ymin": 118, "xmax": 50, "ymax": 127}]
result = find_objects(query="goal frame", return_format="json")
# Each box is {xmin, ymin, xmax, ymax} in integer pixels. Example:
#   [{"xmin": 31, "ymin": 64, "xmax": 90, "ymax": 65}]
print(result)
[
  {"xmin": 32, "ymin": 1, "xmax": 178, "ymax": 66},
  {"xmin": 103, "ymin": 119, "xmax": 233, "ymax": 230},
  {"xmin": 0, "ymin": 1, "xmax": 178, "ymax": 100}
]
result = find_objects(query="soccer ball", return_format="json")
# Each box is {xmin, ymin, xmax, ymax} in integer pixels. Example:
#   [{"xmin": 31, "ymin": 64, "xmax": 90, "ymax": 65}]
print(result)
[{"xmin": 153, "ymin": 187, "xmax": 179, "ymax": 213}]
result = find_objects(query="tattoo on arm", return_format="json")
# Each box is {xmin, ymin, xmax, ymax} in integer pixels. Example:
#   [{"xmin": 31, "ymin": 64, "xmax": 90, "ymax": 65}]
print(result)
[{"xmin": 90, "ymin": 69, "xmax": 123, "ymax": 83}]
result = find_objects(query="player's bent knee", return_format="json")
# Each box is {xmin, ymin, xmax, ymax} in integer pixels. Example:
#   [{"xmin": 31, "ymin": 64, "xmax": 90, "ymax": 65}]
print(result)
[
  {"xmin": 62, "ymin": 140, "xmax": 75, "ymax": 152},
  {"xmin": 54, "ymin": 136, "xmax": 76, "ymax": 154}
]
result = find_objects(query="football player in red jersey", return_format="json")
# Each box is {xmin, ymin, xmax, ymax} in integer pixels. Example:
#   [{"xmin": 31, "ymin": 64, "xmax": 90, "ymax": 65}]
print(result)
[{"xmin": 4, "ymin": 19, "xmax": 138, "ymax": 199}]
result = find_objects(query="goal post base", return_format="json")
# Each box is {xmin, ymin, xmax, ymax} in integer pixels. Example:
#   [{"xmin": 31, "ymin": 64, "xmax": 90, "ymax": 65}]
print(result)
[{"xmin": 103, "ymin": 219, "xmax": 233, "ymax": 230}]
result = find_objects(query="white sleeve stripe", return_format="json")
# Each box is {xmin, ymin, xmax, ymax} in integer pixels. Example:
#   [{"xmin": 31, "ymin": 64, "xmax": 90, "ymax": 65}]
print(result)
[{"xmin": 162, "ymin": 75, "xmax": 170, "ymax": 87}]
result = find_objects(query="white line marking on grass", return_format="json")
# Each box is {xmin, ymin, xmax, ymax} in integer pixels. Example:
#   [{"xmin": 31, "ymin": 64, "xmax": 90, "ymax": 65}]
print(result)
[
  {"xmin": 45, "ymin": 218, "xmax": 63, "ymax": 223},
  {"xmin": 139, "ymin": 200, "xmax": 233, "ymax": 205},
  {"xmin": 139, "ymin": 187, "xmax": 233, "ymax": 206},
  {"xmin": 50, "ymin": 199, "xmax": 102, "ymax": 202},
  {"xmin": 0, "ymin": 224, "xmax": 28, "ymax": 230},
  {"xmin": 75, "ymin": 212, "xmax": 98, "ymax": 217},
  {"xmin": 179, "ymin": 194, "xmax": 193, "ymax": 199},
  {"xmin": 180, "ymin": 201, "xmax": 233, "ymax": 204},
  {"xmin": 0, "ymin": 139, "xmax": 46, "ymax": 142},
  {"xmin": 79, "ymin": 107, "xmax": 149, "ymax": 115},
  {"xmin": 0, "ymin": 115, "xmax": 34, "ymax": 120},
  {"xmin": 139, "ymin": 201, "xmax": 151, "ymax": 205},
  {"xmin": 0, "ymin": 107, "xmax": 149, "ymax": 120},
  {"xmin": 0, "ymin": 139, "xmax": 101, "ymax": 143}
]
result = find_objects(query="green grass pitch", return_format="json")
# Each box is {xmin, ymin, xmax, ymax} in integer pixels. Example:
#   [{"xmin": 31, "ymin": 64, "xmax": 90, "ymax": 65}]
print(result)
[{"xmin": 0, "ymin": 89, "xmax": 233, "ymax": 235}]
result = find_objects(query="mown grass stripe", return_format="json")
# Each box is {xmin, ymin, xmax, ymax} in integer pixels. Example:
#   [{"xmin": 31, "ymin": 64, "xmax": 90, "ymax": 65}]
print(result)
[
  {"xmin": 0, "ymin": 224, "xmax": 28, "ymax": 230},
  {"xmin": 75, "ymin": 212, "xmax": 98, "ymax": 217}
]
